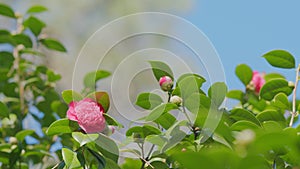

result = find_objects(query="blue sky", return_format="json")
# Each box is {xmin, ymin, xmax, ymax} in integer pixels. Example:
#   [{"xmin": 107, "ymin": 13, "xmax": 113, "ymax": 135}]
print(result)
[{"xmin": 185, "ymin": 1, "xmax": 300, "ymax": 91}]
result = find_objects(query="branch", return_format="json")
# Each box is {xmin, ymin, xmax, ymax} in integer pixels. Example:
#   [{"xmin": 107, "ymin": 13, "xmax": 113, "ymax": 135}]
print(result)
[{"xmin": 289, "ymin": 64, "xmax": 300, "ymax": 127}]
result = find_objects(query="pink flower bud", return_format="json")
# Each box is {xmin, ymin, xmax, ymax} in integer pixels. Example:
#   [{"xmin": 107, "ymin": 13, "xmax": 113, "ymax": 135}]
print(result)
[
  {"xmin": 108, "ymin": 125, "xmax": 115, "ymax": 134},
  {"xmin": 67, "ymin": 98, "xmax": 106, "ymax": 134},
  {"xmin": 170, "ymin": 95, "xmax": 182, "ymax": 106},
  {"xmin": 251, "ymin": 71, "xmax": 265, "ymax": 93},
  {"xmin": 159, "ymin": 76, "xmax": 173, "ymax": 91}
]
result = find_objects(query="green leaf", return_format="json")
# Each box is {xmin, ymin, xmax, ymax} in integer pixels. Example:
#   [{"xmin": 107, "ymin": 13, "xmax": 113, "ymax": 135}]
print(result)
[
  {"xmin": 72, "ymin": 132, "xmax": 99, "ymax": 146},
  {"xmin": 256, "ymin": 110, "xmax": 286, "ymax": 123},
  {"xmin": 40, "ymin": 38, "xmax": 66, "ymax": 52},
  {"xmin": 15, "ymin": 130, "xmax": 35, "ymax": 142},
  {"xmin": 86, "ymin": 91, "xmax": 110, "ymax": 112},
  {"xmin": 126, "ymin": 125, "xmax": 161, "ymax": 138},
  {"xmin": 230, "ymin": 120, "xmax": 260, "ymax": 131},
  {"xmin": 145, "ymin": 103, "xmax": 178, "ymax": 121},
  {"xmin": 61, "ymin": 90, "xmax": 83, "ymax": 104},
  {"xmin": 23, "ymin": 16, "xmax": 46, "ymax": 36},
  {"xmin": 46, "ymin": 118, "xmax": 79, "ymax": 136},
  {"xmin": 0, "ymin": 3, "xmax": 15, "ymax": 18},
  {"xmin": 47, "ymin": 69, "xmax": 61, "ymax": 82},
  {"xmin": 20, "ymin": 48, "xmax": 45, "ymax": 57},
  {"xmin": 0, "ymin": 51, "xmax": 14, "ymax": 69},
  {"xmin": 103, "ymin": 114, "xmax": 123, "ymax": 128},
  {"xmin": 12, "ymin": 34, "xmax": 33, "ymax": 48},
  {"xmin": 154, "ymin": 112, "xmax": 176, "ymax": 129},
  {"xmin": 0, "ymin": 101, "xmax": 9, "ymax": 118},
  {"xmin": 84, "ymin": 70, "xmax": 111, "ymax": 88},
  {"xmin": 94, "ymin": 133, "xmax": 119, "ymax": 158},
  {"xmin": 272, "ymin": 93, "xmax": 289, "ymax": 110},
  {"xmin": 260, "ymin": 79, "xmax": 293, "ymax": 100},
  {"xmin": 226, "ymin": 90, "xmax": 244, "ymax": 101},
  {"xmin": 208, "ymin": 82, "xmax": 228, "ymax": 107},
  {"xmin": 185, "ymin": 93, "xmax": 210, "ymax": 114},
  {"xmin": 264, "ymin": 73, "xmax": 285, "ymax": 82},
  {"xmin": 62, "ymin": 148, "xmax": 82, "ymax": 169},
  {"xmin": 176, "ymin": 73, "xmax": 206, "ymax": 100},
  {"xmin": 149, "ymin": 61, "xmax": 173, "ymax": 81},
  {"xmin": 262, "ymin": 50, "xmax": 296, "ymax": 69},
  {"xmin": 87, "ymin": 148, "xmax": 106, "ymax": 168},
  {"xmin": 235, "ymin": 64, "xmax": 253, "ymax": 86},
  {"xmin": 121, "ymin": 158, "xmax": 142, "ymax": 169},
  {"xmin": 230, "ymin": 108, "xmax": 261, "ymax": 126},
  {"xmin": 104, "ymin": 157, "xmax": 121, "ymax": 169},
  {"xmin": 27, "ymin": 5, "xmax": 47, "ymax": 13},
  {"xmin": 135, "ymin": 92, "xmax": 163, "ymax": 110}
]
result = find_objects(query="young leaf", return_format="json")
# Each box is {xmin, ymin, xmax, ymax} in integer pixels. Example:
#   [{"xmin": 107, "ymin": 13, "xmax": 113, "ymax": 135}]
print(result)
[
  {"xmin": 0, "ymin": 101, "xmax": 9, "ymax": 118},
  {"xmin": 86, "ymin": 91, "xmax": 110, "ymax": 112},
  {"xmin": 83, "ymin": 70, "xmax": 110, "ymax": 88},
  {"xmin": 235, "ymin": 64, "xmax": 253, "ymax": 86},
  {"xmin": 230, "ymin": 108, "xmax": 261, "ymax": 126},
  {"xmin": 154, "ymin": 112, "xmax": 176, "ymax": 129},
  {"xmin": 256, "ymin": 110, "xmax": 286, "ymax": 123},
  {"xmin": 12, "ymin": 34, "xmax": 33, "ymax": 48},
  {"xmin": 126, "ymin": 125, "xmax": 161, "ymax": 138},
  {"xmin": 177, "ymin": 74, "xmax": 205, "ymax": 100},
  {"xmin": 72, "ymin": 132, "xmax": 99, "ymax": 146},
  {"xmin": 103, "ymin": 114, "xmax": 123, "ymax": 128},
  {"xmin": 260, "ymin": 79, "xmax": 293, "ymax": 100},
  {"xmin": 230, "ymin": 120, "xmax": 260, "ymax": 131},
  {"xmin": 15, "ymin": 130, "xmax": 35, "ymax": 142},
  {"xmin": 27, "ymin": 5, "xmax": 47, "ymax": 13},
  {"xmin": 46, "ymin": 118, "xmax": 79, "ymax": 136},
  {"xmin": 262, "ymin": 50, "xmax": 295, "ymax": 69},
  {"xmin": 23, "ymin": 16, "xmax": 46, "ymax": 36},
  {"xmin": 264, "ymin": 73, "xmax": 285, "ymax": 82},
  {"xmin": 61, "ymin": 90, "xmax": 83, "ymax": 104},
  {"xmin": 272, "ymin": 93, "xmax": 290, "ymax": 110},
  {"xmin": 208, "ymin": 82, "xmax": 228, "ymax": 107},
  {"xmin": 135, "ymin": 92, "xmax": 163, "ymax": 110},
  {"xmin": 62, "ymin": 148, "xmax": 82, "ymax": 169},
  {"xmin": 40, "ymin": 38, "xmax": 66, "ymax": 52},
  {"xmin": 145, "ymin": 103, "xmax": 178, "ymax": 121},
  {"xmin": 0, "ymin": 3, "xmax": 15, "ymax": 18},
  {"xmin": 226, "ymin": 90, "xmax": 244, "ymax": 101},
  {"xmin": 149, "ymin": 61, "xmax": 173, "ymax": 81},
  {"xmin": 47, "ymin": 69, "xmax": 61, "ymax": 82}
]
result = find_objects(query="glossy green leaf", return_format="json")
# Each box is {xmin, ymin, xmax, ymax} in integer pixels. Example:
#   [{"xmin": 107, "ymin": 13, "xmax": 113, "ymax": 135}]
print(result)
[
  {"xmin": 185, "ymin": 93, "xmax": 210, "ymax": 114},
  {"xmin": 94, "ymin": 133, "xmax": 119, "ymax": 158},
  {"xmin": 0, "ymin": 3, "xmax": 15, "ymax": 18},
  {"xmin": 12, "ymin": 34, "xmax": 32, "ymax": 48},
  {"xmin": 40, "ymin": 38, "xmax": 66, "ymax": 52},
  {"xmin": 72, "ymin": 132, "xmax": 99, "ymax": 146},
  {"xmin": 177, "ymin": 74, "xmax": 206, "ymax": 100},
  {"xmin": 27, "ymin": 5, "xmax": 47, "ymax": 13},
  {"xmin": 121, "ymin": 158, "xmax": 142, "ymax": 169},
  {"xmin": 145, "ymin": 103, "xmax": 178, "ymax": 121},
  {"xmin": 0, "ymin": 51, "xmax": 14, "ymax": 69},
  {"xmin": 262, "ymin": 50, "xmax": 295, "ymax": 69},
  {"xmin": 62, "ymin": 148, "xmax": 81, "ymax": 169},
  {"xmin": 226, "ymin": 90, "xmax": 244, "ymax": 101},
  {"xmin": 46, "ymin": 118, "xmax": 79, "ymax": 136},
  {"xmin": 135, "ymin": 92, "xmax": 163, "ymax": 110},
  {"xmin": 149, "ymin": 61, "xmax": 173, "ymax": 81},
  {"xmin": 46, "ymin": 69, "xmax": 61, "ymax": 82},
  {"xmin": 0, "ymin": 101, "xmax": 9, "ymax": 118},
  {"xmin": 262, "ymin": 121, "xmax": 283, "ymax": 132},
  {"xmin": 103, "ymin": 113, "xmax": 123, "ymax": 128},
  {"xmin": 126, "ymin": 125, "xmax": 161, "ymax": 138},
  {"xmin": 104, "ymin": 157, "xmax": 121, "ymax": 169},
  {"xmin": 154, "ymin": 112, "xmax": 176, "ymax": 129},
  {"xmin": 260, "ymin": 79, "xmax": 293, "ymax": 100},
  {"xmin": 272, "ymin": 93, "xmax": 289, "ymax": 110},
  {"xmin": 15, "ymin": 130, "xmax": 35, "ymax": 142},
  {"xmin": 83, "ymin": 70, "xmax": 110, "ymax": 88},
  {"xmin": 264, "ymin": 73, "xmax": 285, "ymax": 82},
  {"xmin": 230, "ymin": 120, "xmax": 260, "ymax": 131},
  {"xmin": 23, "ymin": 16, "xmax": 46, "ymax": 36},
  {"xmin": 235, "ymin": 64, "xmax": 253, "ymax": 86},
  {"xmin": 230, "ymin": 108, "xmax": 260, "ymax": 126},
  {"xmin": 61, "ymin": 90, "xmax": 83, "ymax": 104},
  {"xmin": 86, "ymin": 91, "xmax": 110, "ymax": 112},
  {"xmin": 87, "ymin": 148, "xmax": 106, "ymax": 168},
  {"xmin": 256, "ymin": 110, "xmax": 286, "ymax": 123},
  {"xmin": 208, "ymin": 82, "xmax": 228, "ymax": 107}
]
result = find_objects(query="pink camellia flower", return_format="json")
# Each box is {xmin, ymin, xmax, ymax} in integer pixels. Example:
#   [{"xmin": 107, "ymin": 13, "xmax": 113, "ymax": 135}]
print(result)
[
  {"xmin": 159, "ymin": 76, "xmax": 173, "ymax": 91},
  {"xmin": 251, "ymin": 71, "xmax": 265, "ymax": 93},
  {"xmin": 67, "ymin": 98, "xmax": 106, "ymax": 133}
]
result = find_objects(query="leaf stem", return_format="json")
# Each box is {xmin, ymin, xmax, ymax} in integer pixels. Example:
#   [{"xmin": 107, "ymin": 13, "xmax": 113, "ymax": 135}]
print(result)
[{"xmin": 289, "ymin": 64, "xmax": 300, "ymax": 127}]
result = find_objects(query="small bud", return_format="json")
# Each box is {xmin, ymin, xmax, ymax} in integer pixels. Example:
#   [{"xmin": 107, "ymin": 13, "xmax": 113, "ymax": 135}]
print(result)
[
  {"xmin": 181, "ymin": 148, "xmax": 186, "ymax": 152},
  {"xmin": 9, "ymin": 137, "xmax": 18, "ymax": 144},
  {"xmin": 159, "ymin": 76, "xmax": 173, "ymax": 92},
  {"xmin": 170, "ymin": 96, "xmax": 182, "ymax": 106},
  {"xmin": 288, "ymin": 81, "xmax": 295, "ymax": 88},
  {"xmin": 108, "ymin": 125, "xmax": 115, "ymax": 134}
]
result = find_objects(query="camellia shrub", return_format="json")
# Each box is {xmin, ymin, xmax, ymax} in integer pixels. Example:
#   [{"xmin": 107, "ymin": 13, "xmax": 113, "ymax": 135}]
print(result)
[{"xmin": 1, "ymin": 3, "xmax": 300, "ymax": 169}]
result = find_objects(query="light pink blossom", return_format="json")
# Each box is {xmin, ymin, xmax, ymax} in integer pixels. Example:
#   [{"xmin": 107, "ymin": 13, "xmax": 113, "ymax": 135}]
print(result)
[
  {"xmin": 251, "ymin": 71, "xmax": 265, "ymax": 93},
  {"xmin": 67, "ymin": 98, "xmax": 106, "ymax": 133}
]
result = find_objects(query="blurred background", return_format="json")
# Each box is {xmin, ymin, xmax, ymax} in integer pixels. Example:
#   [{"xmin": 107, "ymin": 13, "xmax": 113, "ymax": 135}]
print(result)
[{"xmin": 1, "ymin": 0, "xmax": 299, "ymax": 120}]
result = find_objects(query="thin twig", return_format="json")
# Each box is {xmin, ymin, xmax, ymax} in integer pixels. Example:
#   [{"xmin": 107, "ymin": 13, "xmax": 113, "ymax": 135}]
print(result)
[{"xmin": 289, "ymin": 64, "xmax": 300, "ymax": 127}]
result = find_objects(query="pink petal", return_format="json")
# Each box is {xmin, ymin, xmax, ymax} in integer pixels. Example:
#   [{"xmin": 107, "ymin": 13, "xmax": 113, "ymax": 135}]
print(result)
[{"xmin": 67, "ymin": 101, "xmax": 78, "ymax": 121}]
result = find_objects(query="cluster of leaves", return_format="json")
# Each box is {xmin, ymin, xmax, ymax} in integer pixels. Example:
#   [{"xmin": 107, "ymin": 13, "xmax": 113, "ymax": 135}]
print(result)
[{"xmin": 0, "ymin": 3, "xmax": 68, "ymax": 169}]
